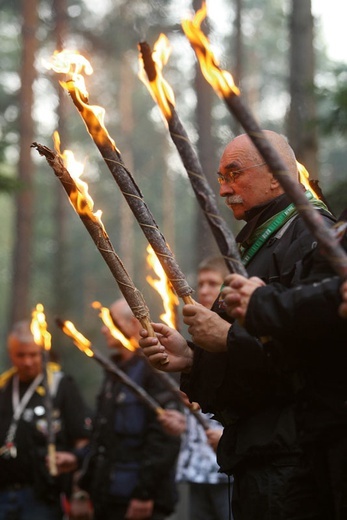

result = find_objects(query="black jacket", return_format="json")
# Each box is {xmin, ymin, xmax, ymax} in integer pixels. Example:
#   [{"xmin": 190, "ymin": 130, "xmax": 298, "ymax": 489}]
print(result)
[
  {"xmin": 83, "ymin": 354, "xmax": 180, "ymax": 514},
  {"xmin": 0, "ymin": 368, "xmax": 90, "ymax": 501},
  {"xmin": 181, "ymin": 194, "xmax": 335, "ymax": 473},
  {"xmin": 245, "ymin": 218, "xmax": 347, "ymax": 444}
]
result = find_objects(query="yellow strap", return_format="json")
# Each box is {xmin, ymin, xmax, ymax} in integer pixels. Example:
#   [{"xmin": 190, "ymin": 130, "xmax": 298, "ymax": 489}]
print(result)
[
  {"xmin": 47, "ymin": 362, "xmax": 61, "ymax": 373},
  {"xmin": 0, "ymin": 367, "xmax": 17, "ymax": 389}
]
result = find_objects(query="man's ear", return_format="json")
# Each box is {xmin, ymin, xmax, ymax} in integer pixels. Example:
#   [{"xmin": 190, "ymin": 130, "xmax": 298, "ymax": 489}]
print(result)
[{"xmin": 270, "ymin": 175, "xmax": 281, "ymax": 190}]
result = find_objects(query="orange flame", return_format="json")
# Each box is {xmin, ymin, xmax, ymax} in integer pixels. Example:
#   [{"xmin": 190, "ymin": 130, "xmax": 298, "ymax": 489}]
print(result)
[
  {"xmin": 297, "ymin": 161, "xmax": 319, "ymax": 200},
  {"xmin": 45, "ymin": 50, "xmax": 116, "ymax": 148},
  {"xmin": 181, "ymin": 2, "xmax": 240, "ymax": 98},
  {"xmin": 31, "ymin": 303, "xmax": 51, "ymax": 351},
  {"xmin": 92, "ymin": 301, "xmax": 137, "ymax": 352},
  {"xmin": 146, "ymin": 245, "xmax": 179, "ymax": 329},
  {"xmin": 59, "ymin": 320, "xmax": 94, "ymax": 357},
  {"xmin": 53, "ymin": 131, "xmax": 106, "ymax": 232},
  {"xmin": 138, "ymin": 34, "xmax": 175, "ymax": 119}
]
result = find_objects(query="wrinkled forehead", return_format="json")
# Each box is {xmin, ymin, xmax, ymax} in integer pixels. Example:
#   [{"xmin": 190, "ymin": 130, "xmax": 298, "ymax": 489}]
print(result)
[{"xmin": 219, "ymin": 137, "xmax": 261, "ymax": 170}]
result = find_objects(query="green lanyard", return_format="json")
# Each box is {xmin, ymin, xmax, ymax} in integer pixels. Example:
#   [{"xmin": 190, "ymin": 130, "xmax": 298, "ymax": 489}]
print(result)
[{"xmin": 240, "ymin": 192, "xmax": 314, "ymax": 266}]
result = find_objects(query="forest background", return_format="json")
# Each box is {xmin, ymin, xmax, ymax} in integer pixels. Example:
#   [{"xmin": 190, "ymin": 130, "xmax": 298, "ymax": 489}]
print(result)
[{"xmin": 1, "ymin": 0, "xmax": 346, "ymax": 405}]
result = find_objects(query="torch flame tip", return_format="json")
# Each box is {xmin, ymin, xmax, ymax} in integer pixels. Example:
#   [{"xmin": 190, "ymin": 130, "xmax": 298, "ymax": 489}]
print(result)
[
  {"xmin": 138, "ymin": 34, "xmax": 175, "ymax": 119},
  {"xmin": 181, "ymin": 3, "xmax": 240, "ymax": 98}
]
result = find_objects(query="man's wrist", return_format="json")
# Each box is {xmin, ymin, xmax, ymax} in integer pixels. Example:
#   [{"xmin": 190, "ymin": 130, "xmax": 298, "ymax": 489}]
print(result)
[{"xmin": 182, "ymin": 344, "xmax": 194, "ymax": 373}]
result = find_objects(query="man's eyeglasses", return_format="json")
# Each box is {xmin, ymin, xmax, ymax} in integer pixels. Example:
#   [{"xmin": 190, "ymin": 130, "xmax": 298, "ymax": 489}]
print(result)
[{"xmin": 217, "ymin": 162, "xmax": 267, "ymax": 185}]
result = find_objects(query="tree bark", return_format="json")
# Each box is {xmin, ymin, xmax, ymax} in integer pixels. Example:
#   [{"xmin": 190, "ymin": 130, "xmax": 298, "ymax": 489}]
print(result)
[
  {"xmin": 231, "ymin": 0, "xmax": 243, "ymax": 136},
  {"xmin": 287, "ymin": 0, "xmax": 318, "ymax": 177},
  {"xmin": 9, "ymin": 0, "xmax": 38, "ymax": 324},
  {"xmin": 53, "ymin": 0, "xmax": 69, "ymax": 316}
]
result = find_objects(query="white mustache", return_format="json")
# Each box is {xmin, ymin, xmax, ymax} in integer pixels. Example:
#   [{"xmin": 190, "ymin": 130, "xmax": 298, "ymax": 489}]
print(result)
[{"xmin": 225, "ymin": 195, "xmax": 243, "ymax": 205}]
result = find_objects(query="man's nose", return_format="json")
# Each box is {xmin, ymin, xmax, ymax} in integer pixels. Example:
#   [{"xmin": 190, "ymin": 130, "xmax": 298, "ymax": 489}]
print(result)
[{"xmin": 219, "ymin": 182, "xmax": 234, "ymax": 197}]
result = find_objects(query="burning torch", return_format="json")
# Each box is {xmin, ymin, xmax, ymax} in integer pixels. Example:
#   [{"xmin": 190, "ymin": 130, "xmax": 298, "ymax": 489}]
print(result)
[
  {"xmin": 31, "ymin": 139, "xmax": 156, "ymax": 338},
  {"xmin": 56, "ymin": 318, "xmax": 164, "ymax": 415},
  {"xmin": 44, "ymin": 50, "xmax": 194, "ymax": 304},
  {"xmin": 138, "ymin": 35, "xmax": 247, "ymax": 276},
  {"xmin": 31, "ymin": 303, "xmax": 58, "ymax": 477}
]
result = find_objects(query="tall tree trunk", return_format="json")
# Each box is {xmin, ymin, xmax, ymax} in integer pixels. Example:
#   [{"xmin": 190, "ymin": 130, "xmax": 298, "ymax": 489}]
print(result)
[
  {"xmin": 9, "ymin": 0, "xmax": 38, "ymax": 325},
  {"xmin": 193, "ymin": 0, "xmax": 219, "ymax": 266},
  {"xmin": 287, "ymin": 0, "xmax": 318, "ymax": 177},
  {"xmin": 231, "ymin": 0, "xmax": 243, "ymax": 136},
  {"xmin": 53, "ymin": 0, "xmax": 69, "ymax": 315}
]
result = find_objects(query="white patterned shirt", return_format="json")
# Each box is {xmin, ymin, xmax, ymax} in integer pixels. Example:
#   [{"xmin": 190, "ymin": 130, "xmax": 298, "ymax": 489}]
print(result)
[{"xmin": 175, "ymin": 411, "xmax": 230, "ymax": 484}]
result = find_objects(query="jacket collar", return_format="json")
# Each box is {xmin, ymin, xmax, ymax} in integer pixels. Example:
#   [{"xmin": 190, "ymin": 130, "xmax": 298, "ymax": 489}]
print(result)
[{"xmin": 236, "ymin": 193, "xmax": 291, "ymax": 244}]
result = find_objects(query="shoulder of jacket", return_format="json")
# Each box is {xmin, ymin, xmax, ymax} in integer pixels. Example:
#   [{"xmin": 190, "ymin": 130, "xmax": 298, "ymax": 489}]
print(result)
[
  {"xmin": 0, "ymin": 367, "xmax": 17, "ymax": 389},
  {"xmin": 284, "ymin": 213, "xmax": 319, "ymax": 239}
]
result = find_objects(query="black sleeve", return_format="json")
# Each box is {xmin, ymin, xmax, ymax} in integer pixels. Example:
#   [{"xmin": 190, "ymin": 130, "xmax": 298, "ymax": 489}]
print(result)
[
  {"xmin": 246, "ymin": 277, "xmax": 344, "ymax": 341},
  {"xmin": 180, "ymin": 343, "xmax": 230, "ymax": 413},
  {"xmin": 180, "ymin": 327, "xmax": 277, "ymax": 415},
  {"xmin": 226, "ymin": 321, "xmax": 267, "ymax": 371}
]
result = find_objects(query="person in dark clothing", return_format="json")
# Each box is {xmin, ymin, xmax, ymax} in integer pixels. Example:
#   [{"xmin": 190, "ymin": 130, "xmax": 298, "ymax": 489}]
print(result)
[
  {"xmin": 222, "ymin": 272, "xmax": 346, "ymax": 337},
  {"xmin": 221, "ymin": 210, "xmax": 347, "ymax": 334},
  {"xmin": 80, "ymin": 299, "xmax": 181, "ymax": 520},
  {"xmin": 0, "ymin": 320, "xmax": 91, "ymax": 520},
  {"xmin": 139, "ymin": 131, "xmax": 336, "ymax": 520},
  {"xmin": 220, "ymin": 215, "xmax": 347, "ymax": 519},
  {"xmin": 159, "ymin": 256, "xmax": 233, "ymax": 520}
]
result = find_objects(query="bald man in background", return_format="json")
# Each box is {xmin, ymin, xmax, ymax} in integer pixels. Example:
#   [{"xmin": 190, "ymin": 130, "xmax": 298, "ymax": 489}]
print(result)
[
  {"xmin": 80, "ymin": 299, "xmax": 181, "ymax": 520},
  {"xmin": 0, "ymin": 320, "xmax": 91, "ymax": 520}
]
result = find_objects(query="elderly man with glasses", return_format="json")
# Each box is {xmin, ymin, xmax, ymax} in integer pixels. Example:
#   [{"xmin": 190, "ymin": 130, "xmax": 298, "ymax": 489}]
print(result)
[{"xmin": 139, "ymin": 130, "xmax": 335, "ymax": 520}]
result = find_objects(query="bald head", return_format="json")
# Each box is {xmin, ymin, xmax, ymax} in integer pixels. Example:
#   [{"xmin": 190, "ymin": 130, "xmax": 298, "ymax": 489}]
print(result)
[
  {"xmin": 7, "ymin": 320, "xmax": 42, "ymax": 382},
  {"xmin": 110, "ymin": 299, "xmax": 134, "ymax": 322},
  {"xmin": 109, "ymin": 299, "xmax": 142, "ymax": 343},
  {"xmin": 8, "ymin": 320, "xmax": 34, "ymax": 348},
  {"xmin": 226, "ymin": 131, "xmax": 299, "ymax": 182},
  {"xmin": 218, "ymin": 131, "xmax": 299, "ymax": 220}
]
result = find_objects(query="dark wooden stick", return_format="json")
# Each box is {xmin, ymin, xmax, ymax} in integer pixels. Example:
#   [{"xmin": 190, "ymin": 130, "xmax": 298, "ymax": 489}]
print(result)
[
  {"xmin": 153, "ymin": 370, "xmax": 210, "ymax": 430},
  {"xmin": 56, "ymin": 80, "xmax": 194, "ymax": 303},
  {"xmin": 139, "ymin": 41, "xmax": 247, "ymax": 277},
  {"xmin": 94, "ymin": 350, "xmax": 163, "ymax": 414}
]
